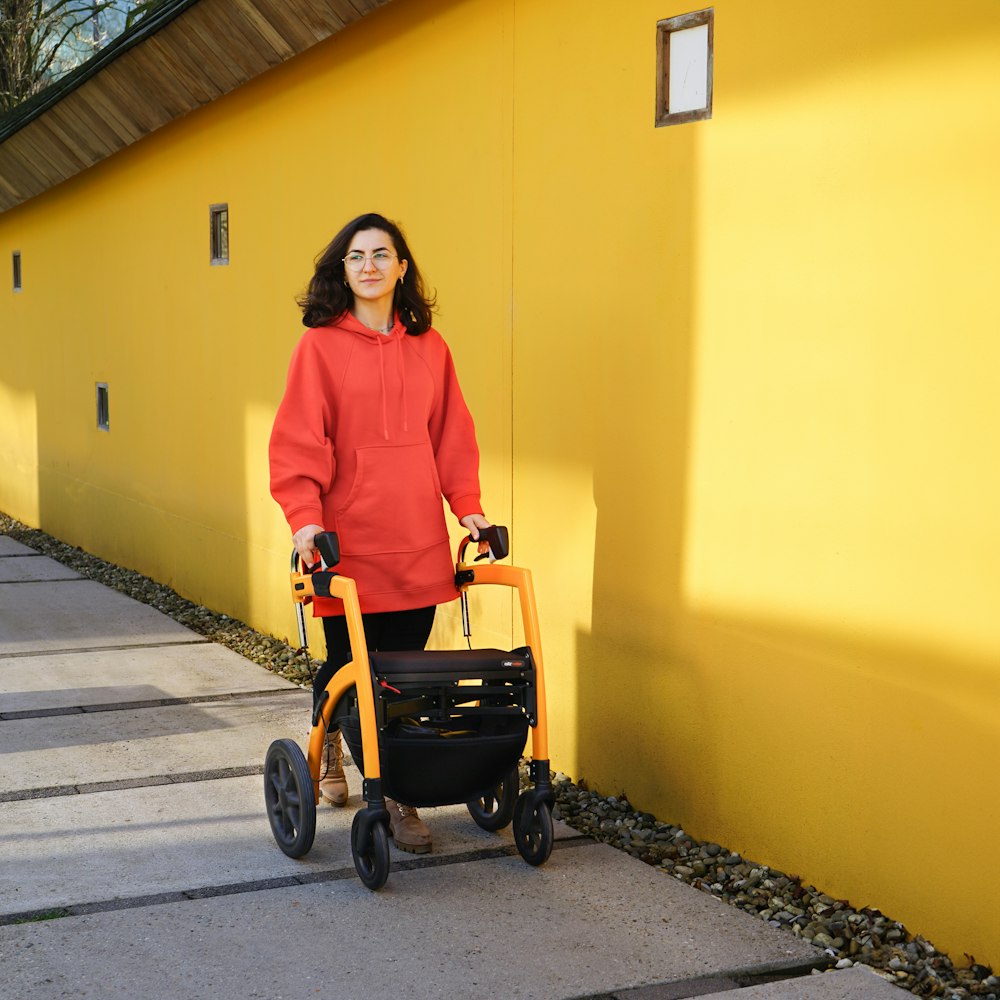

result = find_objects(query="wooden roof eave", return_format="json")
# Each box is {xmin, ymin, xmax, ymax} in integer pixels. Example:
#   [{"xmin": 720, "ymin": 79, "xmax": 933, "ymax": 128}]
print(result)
[{"xmin": 0, "ymin": 0, "xmax": 392, "ymax": 215}]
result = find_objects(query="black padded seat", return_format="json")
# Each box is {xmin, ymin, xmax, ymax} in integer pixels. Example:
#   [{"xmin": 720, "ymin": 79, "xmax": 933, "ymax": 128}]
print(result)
[{"xmin": 370, "ymin": 648, "xmax": 532, "ymax": 683}]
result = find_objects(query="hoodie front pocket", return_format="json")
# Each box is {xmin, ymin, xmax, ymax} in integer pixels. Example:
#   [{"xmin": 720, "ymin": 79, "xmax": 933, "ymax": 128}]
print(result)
[{"xmin": 336, "ymin": 442, "xmax": 448, "ymax": 556}]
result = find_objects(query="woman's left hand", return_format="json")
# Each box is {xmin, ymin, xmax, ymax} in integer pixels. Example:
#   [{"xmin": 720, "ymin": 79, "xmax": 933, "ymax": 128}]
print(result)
[{"xmin": 460, "ymin": 513, "xmax": 493, "ymax": 556}]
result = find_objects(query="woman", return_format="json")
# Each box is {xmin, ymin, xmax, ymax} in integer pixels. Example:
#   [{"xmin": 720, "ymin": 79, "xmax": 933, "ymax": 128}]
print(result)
[{"xmin": 269, "ymin": 212, "xmax": 490, "ymax": 854}]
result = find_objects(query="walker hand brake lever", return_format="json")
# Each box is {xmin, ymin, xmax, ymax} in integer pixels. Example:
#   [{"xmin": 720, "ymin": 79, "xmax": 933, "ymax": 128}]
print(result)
[
  {"xmin": 314, "ymin": 531, "xmax": 340, "ymax": 570},
  {"xmin": 473, "ymin": 525, "xmax": 509, "ymax": 562}
]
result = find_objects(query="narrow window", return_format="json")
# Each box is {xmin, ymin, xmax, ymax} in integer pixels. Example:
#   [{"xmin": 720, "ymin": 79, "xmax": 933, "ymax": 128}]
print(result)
[
  {"xmin": 96, "ymin": 383, "xmax": 110, "ymax": 432},
  {"xmin": 12, "ymin": 251, "xmax": 22, "ymax": 291},
  {"xmin": 210, "ymin": 204, "xmax": 229, "ymax": 265},
  {"xmin": 656, "ymin": 9, "xmax": 714, "ymax": 126}
]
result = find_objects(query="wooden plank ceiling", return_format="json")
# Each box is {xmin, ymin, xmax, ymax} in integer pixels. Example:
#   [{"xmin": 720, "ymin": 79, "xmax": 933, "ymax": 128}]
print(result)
[{"xmin": 0, "ymin": 0, "xmax": 392, "ymax": 214}]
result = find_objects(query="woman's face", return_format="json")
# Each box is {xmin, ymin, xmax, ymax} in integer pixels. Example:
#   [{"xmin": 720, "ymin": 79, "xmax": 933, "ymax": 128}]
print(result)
[{"xmin": 343, "ymin": 228, "xmax": 408, "ymax": 308}]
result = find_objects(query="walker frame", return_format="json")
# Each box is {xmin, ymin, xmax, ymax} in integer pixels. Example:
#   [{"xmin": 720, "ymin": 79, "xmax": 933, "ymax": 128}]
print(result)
[{"xmin": 263, "ymin": 527, "xmax": 554, "ymax": 889}]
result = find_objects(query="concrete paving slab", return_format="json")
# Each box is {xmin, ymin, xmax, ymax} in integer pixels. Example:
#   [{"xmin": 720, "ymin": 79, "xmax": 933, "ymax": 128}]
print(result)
[
  {"xmin": 0, "ymin": 643, "xmax": 294, "ymax": 713},
  {"xmin": 0, "ymin": 555, "xmax": 80, "ymax": 583},
  {"xmin": 0, "ymin": 843, "xmax": 822, "ymax": 1000},
  {"xmin": 0, "ymin": 548, "xmax": 857, "ymax": 1000},
  {"xmin": 0, "ymin": 774, "xmax": 582, "ymax": 917},
  {"xmin": 0, "ymin": 579, "xmax": 198, "ymax": 654},
  {"xmin": 0, "ymin": 691, "xmax": 311, "ymax": 791},
  {"xmin": 0, "ymin": 536, "xmax": 37, "ymax": 556},
  {"xmin": 688, "ymin": 966, "xmax": 911, "ymax": 999}
]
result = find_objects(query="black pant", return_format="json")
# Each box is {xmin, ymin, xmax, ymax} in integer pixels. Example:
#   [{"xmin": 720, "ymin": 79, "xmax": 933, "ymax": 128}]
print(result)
[{"xmin": 313, "ymin": 605, "xmax": 436, "ymax": 707}]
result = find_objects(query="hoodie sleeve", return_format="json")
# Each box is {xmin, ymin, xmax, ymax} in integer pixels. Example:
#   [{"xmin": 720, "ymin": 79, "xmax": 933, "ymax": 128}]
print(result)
[
  {"xmin": 428, "ymin": 339, "xmax": 483, "ymax": 521},
  {"xmin": 268, "ymin": 331, "xmax": 336, "ymax": 535}
]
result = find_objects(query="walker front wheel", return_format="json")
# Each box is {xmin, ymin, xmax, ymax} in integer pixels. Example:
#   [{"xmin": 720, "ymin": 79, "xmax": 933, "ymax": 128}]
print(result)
[
  {"xmin": 467, "ymin": 766, "xmax": 519, "ymax": 832},
  {"xmin": 264, "ymin": 739, "xmax": 316, "ymax": 859},
  {"xmin": 351, "ymin": 811, "xmax": 390, "ymax": 890},
  {"xmin": 513, "ymin": 793, "xmax": 553, "ymax": 867}
]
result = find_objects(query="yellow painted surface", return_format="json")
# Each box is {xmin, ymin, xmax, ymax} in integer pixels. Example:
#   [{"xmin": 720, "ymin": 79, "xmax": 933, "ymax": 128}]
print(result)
[
  {"xmin": 1, "ymin": 0, "xmax": 998, "ymax": 967},
  {"xmin": 0, "ymin": 0, "xmax": 515, "ymax": 636},
  {"xmin": 0, "ymin": 292, "xmax": 38, "ymax": 522},
  {"xmin": 512, "ymin": 0, "xmax": 1000, "ymax": 968}
]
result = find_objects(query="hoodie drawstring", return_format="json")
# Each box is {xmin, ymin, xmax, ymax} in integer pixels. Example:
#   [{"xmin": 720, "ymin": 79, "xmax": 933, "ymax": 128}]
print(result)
[
  {"xmin": 377, "ymin": 336, "xmax": 389, "ymax": 440},
  {"xmin": 374, "ymin": 324, "xmax": 408, "ymax": 440},
  {"xmin": 397, "ymin": 337, "xmax": 408, "ymax": 433}
]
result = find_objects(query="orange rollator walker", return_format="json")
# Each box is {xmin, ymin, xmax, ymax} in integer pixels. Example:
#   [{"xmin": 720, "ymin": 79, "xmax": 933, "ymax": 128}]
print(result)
[{"xmin": 263, "ymin": 526, "xmax": 554, "ymax": 890}]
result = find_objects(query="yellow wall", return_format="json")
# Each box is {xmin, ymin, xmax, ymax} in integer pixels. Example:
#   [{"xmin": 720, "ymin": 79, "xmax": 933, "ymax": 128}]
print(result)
[
  {"xmin": 510, "ymin": 0, "xmax": 1000, "ymax": 968},
  {"xmin": 1, "ymin": 0, "xmax": 998, "ymax": 967}
]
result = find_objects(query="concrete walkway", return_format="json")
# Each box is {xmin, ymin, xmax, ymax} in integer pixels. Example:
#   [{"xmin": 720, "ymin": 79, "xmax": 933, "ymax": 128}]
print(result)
[{"xmin": 0, "ymin": 534, "xmax": 912, "ymax": 1000}]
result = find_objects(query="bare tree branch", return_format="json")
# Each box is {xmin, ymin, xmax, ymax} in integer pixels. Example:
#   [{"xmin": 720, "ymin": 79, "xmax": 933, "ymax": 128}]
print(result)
[{"xmin": 1, "ymin": 0, "xmax": 161, "ymax": 113}]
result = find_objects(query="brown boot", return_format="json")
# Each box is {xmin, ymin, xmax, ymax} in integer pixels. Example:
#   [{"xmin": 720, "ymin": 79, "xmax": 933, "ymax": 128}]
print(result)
[
  {"xmin": 319, "ymin": 730, "xmax": 348, "ymax": 806},
  {"xmin": 385, "ymin": 798, "xmax": 432, "ymax": 854}
]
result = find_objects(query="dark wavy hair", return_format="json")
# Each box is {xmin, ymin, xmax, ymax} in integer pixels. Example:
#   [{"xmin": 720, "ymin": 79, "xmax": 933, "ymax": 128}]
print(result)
[{"xmin": 298, "ymin": 213, "xmax": 436, "ymax": 334}]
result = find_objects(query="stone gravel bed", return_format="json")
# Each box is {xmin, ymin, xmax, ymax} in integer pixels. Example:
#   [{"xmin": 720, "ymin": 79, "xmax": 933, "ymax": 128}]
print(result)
[{"xmin": 2, "ymin": 513, "xmax": 996, "ymax": 999}]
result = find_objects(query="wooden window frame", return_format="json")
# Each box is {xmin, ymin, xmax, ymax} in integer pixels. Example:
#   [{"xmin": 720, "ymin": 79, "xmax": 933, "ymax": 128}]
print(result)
[
  {"xmin": 12, "ymin": 250, "xmax": 22, "ymax": 291},
  {"xmin": 209, "ymin": 203, "xmax": 229, "ymax": 265},
  {"xmin": 656, "ymin": 9, "xmax": 714, "ymax": 127}
]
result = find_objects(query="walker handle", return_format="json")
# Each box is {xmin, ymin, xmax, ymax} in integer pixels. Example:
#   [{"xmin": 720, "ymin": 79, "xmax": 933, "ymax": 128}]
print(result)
[
  {"xmin": 458, "ymin": 524, "xmax": 509, "ymax": 564},
  {"xmin": 288, "ymin": 532, "xmax": 340, "ymax": 650},
  {"xmin": 314, "ymin": 531, "xmax": 340, "ymax": 569},
  {"xmin": 290, "ymin": 531, "xmax": 341, "ymax": 575}
]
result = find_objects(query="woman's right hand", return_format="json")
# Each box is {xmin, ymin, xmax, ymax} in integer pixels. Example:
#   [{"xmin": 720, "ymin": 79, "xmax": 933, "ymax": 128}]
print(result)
[{"xmin": 292, "ymin": 524, "xmax": 325, "ymax": 566}]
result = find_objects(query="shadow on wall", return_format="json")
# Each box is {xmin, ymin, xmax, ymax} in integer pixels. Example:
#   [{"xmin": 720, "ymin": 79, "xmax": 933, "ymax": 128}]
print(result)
[
  {"xmin": 574, "ymin": 579, "xmax": 1000, "ymax": 967},
  {"xmin": 566, "ymin": 5, "xmax": 1000, "ymax": 965},
  {"xmin": 569, "ymin": 2, "xmax": 1000, "ymax": 806},
  {"xmin": 572, "ymin": 111, "xmax": 698, "ymax": 808}
]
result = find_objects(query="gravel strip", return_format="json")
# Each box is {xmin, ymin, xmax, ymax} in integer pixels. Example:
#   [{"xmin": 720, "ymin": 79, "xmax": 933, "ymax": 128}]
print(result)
[
  {"xmin": 2, "ymin": 513, "xmax": 996, "ymax": 999},
  {"xmin": 544, "ymin": 778, "xmax": 997, "ymax": 999}
]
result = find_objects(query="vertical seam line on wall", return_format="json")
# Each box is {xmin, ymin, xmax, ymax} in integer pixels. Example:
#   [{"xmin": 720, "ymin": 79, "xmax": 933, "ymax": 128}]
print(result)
[{"xmin": 510, "ymin": 0, "xmax": 517, "ymax": 644}]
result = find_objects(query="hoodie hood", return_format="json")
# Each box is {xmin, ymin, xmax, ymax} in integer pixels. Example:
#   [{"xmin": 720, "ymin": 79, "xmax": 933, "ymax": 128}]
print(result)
[{"xmin": 332, "ymin": 309, "xmax": 404, "ymax": 343}]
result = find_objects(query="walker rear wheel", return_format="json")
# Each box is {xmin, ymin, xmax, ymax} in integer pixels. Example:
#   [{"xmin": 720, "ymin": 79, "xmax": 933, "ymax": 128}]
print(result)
[
  {"xmin": 513, "ymin": 793, "xmax": 553, "ymax": 867},
  {"xmin": 467, "ymin": 766, "xmax": 519, "ymax": 832},
  {"xmin": 264, "ymin": 738, "xmax": 316, "ymax": 859},
  {"xmin": 351, "ymin": 811, "xmax": 390, "ymax": 890}
]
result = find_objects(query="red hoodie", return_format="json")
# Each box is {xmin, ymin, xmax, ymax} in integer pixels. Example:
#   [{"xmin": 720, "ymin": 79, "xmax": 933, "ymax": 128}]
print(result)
[{"xmin": 269, "ymin": 312, "xmax": 483, "ymax": 615}]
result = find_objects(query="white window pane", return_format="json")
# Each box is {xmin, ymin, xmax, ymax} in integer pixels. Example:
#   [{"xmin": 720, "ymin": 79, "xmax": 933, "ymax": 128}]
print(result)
[{"xmin": 668, "ymin": 23, "xmax": 709, "ymax": 114}]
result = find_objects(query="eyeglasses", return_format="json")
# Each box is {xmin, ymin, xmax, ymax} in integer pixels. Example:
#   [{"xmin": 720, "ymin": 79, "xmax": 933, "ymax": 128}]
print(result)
[{"xmin": 343, "ymin": 250, "xmax": 397, "ymax": 272}]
